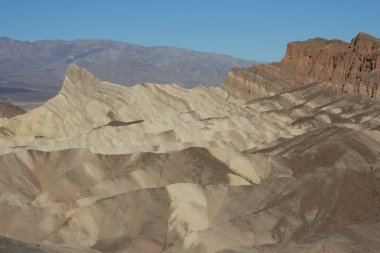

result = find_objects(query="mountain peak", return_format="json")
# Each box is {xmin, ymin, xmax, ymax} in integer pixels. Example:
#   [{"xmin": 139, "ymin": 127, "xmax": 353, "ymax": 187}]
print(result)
[
  {"xmin": 350, "ymin": 32, "xmax": 379, "ymax": 55},
  {"xmin": 355, "ymin": 32, "xmax": 378, "ymax": 41},
  {"xmin": 60, "ymin": 64, "xmax": 104, "ymax": 97}
]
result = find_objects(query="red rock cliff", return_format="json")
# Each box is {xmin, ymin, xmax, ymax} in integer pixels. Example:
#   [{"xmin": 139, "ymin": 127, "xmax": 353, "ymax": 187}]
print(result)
[
  {"xmin": 223, "ymin": 33, "xmax": 380, "ymax": 100},
  {"xmin": 280, "ymin": 32, "xmax": 379, "ymax": 97}
]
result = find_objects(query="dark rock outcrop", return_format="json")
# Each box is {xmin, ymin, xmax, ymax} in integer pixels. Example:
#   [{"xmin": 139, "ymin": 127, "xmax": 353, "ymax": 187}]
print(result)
[
  {"xmin": 0, "ymin": 235, "xmax": 100, "ymax": 253},
  {"xmin": 0, "ymin": 101, "xmax": 25, "ymax": 118}
]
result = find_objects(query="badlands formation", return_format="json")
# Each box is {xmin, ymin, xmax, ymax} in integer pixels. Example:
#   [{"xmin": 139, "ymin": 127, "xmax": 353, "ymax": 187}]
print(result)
[{"xmin": 0, "ymin": 33, "xmax": 380, "ymax": 253}]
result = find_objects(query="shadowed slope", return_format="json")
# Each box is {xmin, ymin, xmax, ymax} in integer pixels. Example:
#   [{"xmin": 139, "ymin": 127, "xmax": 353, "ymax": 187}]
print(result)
[
  {"xmin": 0, "ymin": 235, "xmax": 100, "ymax": 253},
  {"xmin": 0, "ymin": 101, "xmax": 25, "ymax": 118}
]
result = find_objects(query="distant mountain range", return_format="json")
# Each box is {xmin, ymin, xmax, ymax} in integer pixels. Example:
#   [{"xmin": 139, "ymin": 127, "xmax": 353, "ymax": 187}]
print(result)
[{"xmin": 0, "ymin": 37, "xmax": 255, "ymax": 103}]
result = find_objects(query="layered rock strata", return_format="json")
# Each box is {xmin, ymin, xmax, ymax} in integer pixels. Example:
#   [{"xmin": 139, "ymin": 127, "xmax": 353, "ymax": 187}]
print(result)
[{"xmin": 223, "ymin": 33, "xmax": 380, "ymax": 100}]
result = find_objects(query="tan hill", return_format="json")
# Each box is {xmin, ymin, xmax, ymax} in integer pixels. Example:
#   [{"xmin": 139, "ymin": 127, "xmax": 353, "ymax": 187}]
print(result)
[
  {"xmin": 0, "ymin": 62, "xmax": 379, "ymax": 253},
  {"xmin": 223, "ymin": 32, "xmax": 380, "ymax": 100}
]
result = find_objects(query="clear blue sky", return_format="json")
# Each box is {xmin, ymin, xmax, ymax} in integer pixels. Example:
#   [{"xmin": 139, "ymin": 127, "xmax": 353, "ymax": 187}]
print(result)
[{"xmin": 1, "ymin": 0, "xmax": 379, "ymax": 62}]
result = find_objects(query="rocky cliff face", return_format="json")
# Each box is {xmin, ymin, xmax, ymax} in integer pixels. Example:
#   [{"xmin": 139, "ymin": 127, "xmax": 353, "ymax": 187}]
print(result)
[
  {"xmin": 222, "ymin": 64, "xmax": 295, "ymax": 100},
  {"xmin": 223, "ymin": 33, "xmax": 380, "ymax": 100},
  {"xmin": 281, "ymin": 32, "xmax": 380, "ymax": 96}
]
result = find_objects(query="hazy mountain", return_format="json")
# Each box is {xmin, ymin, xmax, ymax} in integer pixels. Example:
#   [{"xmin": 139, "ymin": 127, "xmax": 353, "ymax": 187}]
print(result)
[{"xmin": 0, "ymin": 37, "xmax": 255, "ymax": 103}]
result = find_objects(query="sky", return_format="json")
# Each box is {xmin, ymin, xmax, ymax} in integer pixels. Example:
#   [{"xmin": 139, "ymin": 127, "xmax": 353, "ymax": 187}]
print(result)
[{"xmin": 1, "ymin": 0, "xmax": 379, "ymax": 62}]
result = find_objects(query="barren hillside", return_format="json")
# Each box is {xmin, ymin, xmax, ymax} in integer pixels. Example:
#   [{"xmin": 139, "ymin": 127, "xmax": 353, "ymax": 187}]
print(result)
[{"xmin": 0, "ymin": 34, "xmax": 379, "ymax": 253}]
